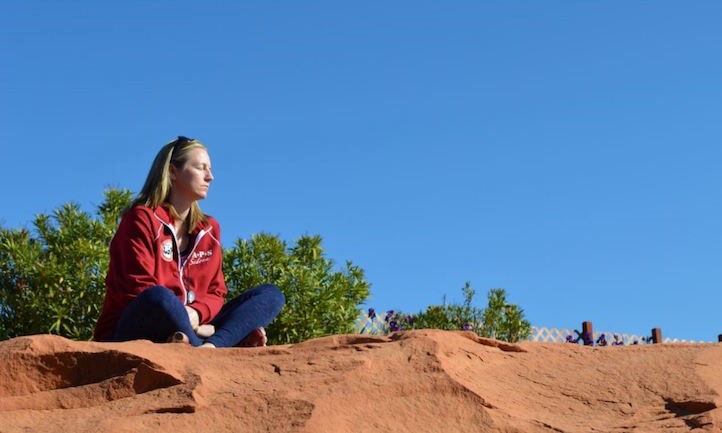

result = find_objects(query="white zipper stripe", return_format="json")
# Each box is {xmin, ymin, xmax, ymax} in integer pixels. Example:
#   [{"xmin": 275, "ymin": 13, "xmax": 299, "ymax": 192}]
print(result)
[{"xmin": 153, "ymin": 211, "xmax": 211, "ymax": 305}]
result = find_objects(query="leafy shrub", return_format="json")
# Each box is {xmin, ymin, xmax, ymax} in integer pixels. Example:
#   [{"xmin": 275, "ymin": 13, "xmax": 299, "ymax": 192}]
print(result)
[
  {"xmin": 376, "ymin": 282, "xmax": 531, "ymax": 343},
  {"xmin": 223, "ymin": 233, "xmax": 370, "ymax": 344},
  {"xmin": 0, "ymin": 189, "xmax": 132, "ymax": 340},
  {"xmin": 481, "ymin": 288, "xmax": 531, "ymax": 342},
  {"xmin": 0, "ymin": 189, "xmax": 370, "ymax": 344}
]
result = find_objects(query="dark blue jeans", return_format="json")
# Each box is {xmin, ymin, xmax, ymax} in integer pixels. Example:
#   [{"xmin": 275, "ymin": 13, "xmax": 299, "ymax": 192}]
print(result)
[{"xmin": 112, "ymin": 284, "xmax": 285, "ymax": 347}]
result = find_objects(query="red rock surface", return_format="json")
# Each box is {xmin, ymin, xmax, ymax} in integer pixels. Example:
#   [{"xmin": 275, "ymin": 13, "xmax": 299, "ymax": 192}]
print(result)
[{"xmin": 1, "ymin": 330, "xmax": 721, "ymax": 432}]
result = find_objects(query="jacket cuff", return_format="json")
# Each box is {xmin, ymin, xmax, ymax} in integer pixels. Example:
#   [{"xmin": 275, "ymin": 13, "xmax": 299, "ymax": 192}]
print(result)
[{"xmin": 191, "ymin": 302, "xmax": 211, "ymax": 324}]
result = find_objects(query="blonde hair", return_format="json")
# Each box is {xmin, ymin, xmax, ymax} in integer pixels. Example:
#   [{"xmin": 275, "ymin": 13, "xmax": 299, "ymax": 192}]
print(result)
[{"xmin": 133, "ymin": 137, "xmax": 208, "ymax": 233}]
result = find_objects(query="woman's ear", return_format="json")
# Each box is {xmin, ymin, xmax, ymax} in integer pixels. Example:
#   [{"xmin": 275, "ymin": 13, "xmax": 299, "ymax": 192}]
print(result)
[{"xmin": 169, "ymin": 164, "xmax": 177, "ymax": 181}]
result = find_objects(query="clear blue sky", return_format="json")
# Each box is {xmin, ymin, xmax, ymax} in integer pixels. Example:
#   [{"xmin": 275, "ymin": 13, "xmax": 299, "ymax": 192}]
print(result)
[{"xmin": 3, "ymin": 2, "xmax": 721, "ymax": 342}]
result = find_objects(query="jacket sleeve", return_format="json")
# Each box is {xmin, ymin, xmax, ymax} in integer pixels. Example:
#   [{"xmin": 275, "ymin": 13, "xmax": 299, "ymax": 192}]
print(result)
[
  {"xmin": 192, "ymin": 219, "xmax": 228, "ymax": 324},
  {"xmin": 107, "ymin": 208, "xmax": 159, "ymax": 301}
]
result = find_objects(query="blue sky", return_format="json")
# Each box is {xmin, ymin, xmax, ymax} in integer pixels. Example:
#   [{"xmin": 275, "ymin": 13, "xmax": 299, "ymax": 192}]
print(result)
[{"xmin": 3, "ymin": 2, "xmax": 722, "ymax": 341}]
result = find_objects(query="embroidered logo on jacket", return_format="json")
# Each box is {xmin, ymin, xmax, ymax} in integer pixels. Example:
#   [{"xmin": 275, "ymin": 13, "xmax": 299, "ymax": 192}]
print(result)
[
  {"xmin": 161, "ymin": 239, "xmax": 174, "ymax": 262},
  {"xmin": 189, "ymin": 249, "xmax": 213, "ymax": 265}
]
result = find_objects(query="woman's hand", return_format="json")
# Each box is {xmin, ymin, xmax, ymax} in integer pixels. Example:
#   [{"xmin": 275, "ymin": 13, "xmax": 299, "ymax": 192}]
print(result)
[
  {"xmin": 196, "ymin": 324, "xmax": 215, "ymax": 338},
  {"xmin": 185, "ymin": 306, "xmax": 200, "ymax": 331},
  {"xmin": 186, "ymin": 306, "xmax": 215, "ymax": 337}
]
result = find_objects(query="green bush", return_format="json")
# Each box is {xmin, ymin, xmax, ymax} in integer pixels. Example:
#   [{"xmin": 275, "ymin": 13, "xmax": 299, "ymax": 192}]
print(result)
[
  {"xmin": 481, "ymin": 288, "xmax": 532, "ymax": 342},
  {"xmin": 0, "ymin": 189, "xmax": 131, "ymax": 340},
  {"xmin": 0, "ymin": 188, "xmax": 526, "ymax": 345},
  {"xmin": 380, "ymin": 283, "xmax": 531, "ymax": 343},
  {"xmin": 0, "ymin": 189, "xmax": 370, "ymax": 344},
  {"xmin": 223, "ymin": 233, "xmax": 370, "ymax": 344},
  {"xmin": 409, "ymin": 282, "xmax": 485, "ymax": 333}
]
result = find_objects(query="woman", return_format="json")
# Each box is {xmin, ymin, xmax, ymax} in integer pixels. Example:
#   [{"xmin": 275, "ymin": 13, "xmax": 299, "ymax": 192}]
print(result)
[{"xmin": 94, "ymin": 136, "xmax": 284, "ymax": 347}]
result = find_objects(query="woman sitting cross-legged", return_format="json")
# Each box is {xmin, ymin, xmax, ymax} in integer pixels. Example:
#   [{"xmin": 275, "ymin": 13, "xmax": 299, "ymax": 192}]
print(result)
[{"xmin": 93, "ymin": 136, "xmax": 284, "ymax": 347}]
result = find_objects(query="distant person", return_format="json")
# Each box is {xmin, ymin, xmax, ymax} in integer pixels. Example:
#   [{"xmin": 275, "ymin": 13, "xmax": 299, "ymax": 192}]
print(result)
[{"xmin": 94, "ymin": 136, "xmax": 284, "ymax": 347}]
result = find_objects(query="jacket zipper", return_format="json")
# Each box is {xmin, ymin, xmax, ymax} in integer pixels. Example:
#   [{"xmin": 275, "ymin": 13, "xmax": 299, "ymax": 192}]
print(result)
[{"xmin": 159, "ymin": 218, "xmax": 208, "ymax": 305}]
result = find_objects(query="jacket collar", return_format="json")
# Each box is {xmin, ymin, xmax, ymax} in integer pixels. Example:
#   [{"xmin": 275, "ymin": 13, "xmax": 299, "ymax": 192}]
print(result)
[{"xmin": 153, "ymin": 205, "xmax": 207, "ymax": 236}]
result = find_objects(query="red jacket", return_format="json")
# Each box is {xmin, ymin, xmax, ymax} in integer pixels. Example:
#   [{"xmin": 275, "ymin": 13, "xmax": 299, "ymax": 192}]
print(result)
[{"xmin": 93, "ymin": 205, "xmax": 227, "ymax": 341}]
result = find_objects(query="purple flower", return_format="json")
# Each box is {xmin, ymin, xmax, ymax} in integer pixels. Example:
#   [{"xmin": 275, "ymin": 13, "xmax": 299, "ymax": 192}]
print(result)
[
  {"xmin": 462, "ymin": 323, "xmax": 471, "ymax": 331},
  {"xmin": 368, "ymin": 308, "xmax": 376, "ymax": 319},
  {"xmin": 596, "ymin": 334, "xmax": 607, "ymax": 346},
  {"xmin": 389, "ymin": 321, "xmax": 399, "ymax": 332},
  {"xmin": 384, "ymin": 310, "xmax": 395, "ymax": 322},
  {"xmin": 406, "ymin": 315, "xmax": 414, "ymax": 325},
  {"xmin": 567, "ymin": 331, "xmax": 582, "ymax": 344}
]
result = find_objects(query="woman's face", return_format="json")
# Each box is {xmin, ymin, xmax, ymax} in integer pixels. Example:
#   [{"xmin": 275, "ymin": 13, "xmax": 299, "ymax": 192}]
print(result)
[{"xmin": 171, "ymin": 147, "xmax": 214, "ymax": 202}]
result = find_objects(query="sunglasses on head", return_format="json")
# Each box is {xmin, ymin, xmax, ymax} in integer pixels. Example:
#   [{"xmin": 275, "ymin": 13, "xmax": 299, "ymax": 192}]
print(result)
[{"xmin": 171, "ymin": 136, "xmax": 196, "ymax": 157}]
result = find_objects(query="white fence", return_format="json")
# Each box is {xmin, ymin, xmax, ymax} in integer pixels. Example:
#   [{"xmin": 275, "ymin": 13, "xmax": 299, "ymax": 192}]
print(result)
[
  {"xmin": 529, "ymin": 326, "xmax": 649, "ymax": 345},
  {"xmin": 355, "ymin": 311, "xmax": 715, "ymax": 344},
  {"xmin": 529, "ymin": 326, "xmax": 715, "ymax": 344},
  {"xmin": 355, "ymin": 310, "xmax": 387, "ymax": 335}
]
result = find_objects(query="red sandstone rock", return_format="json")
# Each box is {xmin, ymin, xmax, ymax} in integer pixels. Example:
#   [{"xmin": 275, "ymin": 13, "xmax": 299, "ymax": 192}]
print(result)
[{"xmin": 1, "ymin": 330, "xmax": 720, "ymax": 432}]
